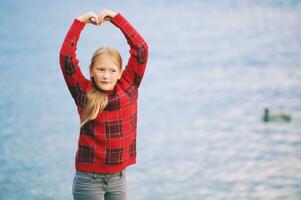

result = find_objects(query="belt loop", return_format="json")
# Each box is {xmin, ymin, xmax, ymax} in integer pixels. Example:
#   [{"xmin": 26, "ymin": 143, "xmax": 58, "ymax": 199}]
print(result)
[{"xmin": 92, "ymin": 173, "xmax": 97, "ymax": 180}]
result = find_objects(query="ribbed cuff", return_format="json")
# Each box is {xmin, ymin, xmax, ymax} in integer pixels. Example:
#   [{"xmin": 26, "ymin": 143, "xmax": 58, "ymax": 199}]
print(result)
[
  {"xmin": 72, "ymin": 18, "xmax": 86, "ymax": 31},
  {"xmin": 111, "ymin": 12, "xmax": 127, "ymax": 27}
]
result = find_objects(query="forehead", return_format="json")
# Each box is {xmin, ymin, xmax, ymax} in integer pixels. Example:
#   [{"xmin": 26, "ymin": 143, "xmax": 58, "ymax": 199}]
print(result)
[{"xmin": 94, "ymin": 56, "xmax": 118, "ymax": 68}]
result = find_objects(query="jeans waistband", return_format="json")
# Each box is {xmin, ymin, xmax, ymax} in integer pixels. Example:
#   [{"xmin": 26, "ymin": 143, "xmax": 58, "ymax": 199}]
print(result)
[{"xmin": 76, "ymin": 170, "xmax": 125, "ymax": 179}]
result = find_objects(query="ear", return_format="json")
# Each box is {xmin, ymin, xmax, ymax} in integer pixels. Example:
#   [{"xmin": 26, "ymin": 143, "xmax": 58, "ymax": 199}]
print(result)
[{"xmin": 89, "ymin": 67, "xmax": 94, "ymax": 77}]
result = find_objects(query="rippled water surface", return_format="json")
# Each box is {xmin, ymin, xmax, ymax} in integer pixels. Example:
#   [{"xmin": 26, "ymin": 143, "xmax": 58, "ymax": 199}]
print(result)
[{"xmin": 0, "ymin": 0, "xmax": 301, "ymax": 199}]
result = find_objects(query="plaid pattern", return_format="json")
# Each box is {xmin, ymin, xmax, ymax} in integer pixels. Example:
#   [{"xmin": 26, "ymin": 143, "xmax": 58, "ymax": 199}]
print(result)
[
  {"xmin": 76, "ymin": 145, "xmax": 95, "ymax": 164},
  {"xmin": 69, "ymin": 83, "xmax": 86, "ymax": 107},
  {"xmin": 63, "ymin": 55, "xmax": 76, "ymax": 76},
  {"xmin": 104, "ymin": 93, "xmax": 120, "ymax": 111},
  {"xmin": 105, "ymin": 120, "xmax": 123, "ymax": 138},
  {"xmin": 129, "ymin": 140, "xmax": 136, "ymax": 157},
  {"xmin": 136, "ymin": 44, "xmax": 147, "ymax": 64},
  {"xmin": 59, "ymin": 13, "xmax": 148, "ymax": 174},
  {"xmin": 80, "ymin": 120, "xmax": 94, "ymax": 137},
  {"xmin": 105, "ymin": 148, "xmax": 124, "ymax": 165},
  {"xmin": 130, "ymin": 113, "xmax": 137, "ymax": 132},
  {"xmin": 125, "ymin": 85, "xmax": 138, "ymax": 105},
  {"xmin": 133, "ymin": 73, "xmax": 143, "ymax": 88}
]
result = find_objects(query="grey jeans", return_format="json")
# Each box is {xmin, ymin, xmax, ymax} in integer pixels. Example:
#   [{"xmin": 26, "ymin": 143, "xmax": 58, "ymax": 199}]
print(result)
[{"xmin": 72, "ymin": 170, "xmax": 127, "ymax": 200}]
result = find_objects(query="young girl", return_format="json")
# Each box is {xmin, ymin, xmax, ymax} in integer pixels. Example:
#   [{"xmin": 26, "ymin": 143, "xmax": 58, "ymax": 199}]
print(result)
[{"xmin": 59, "ymin": 9, "xmax": 148, "ymax": 200}]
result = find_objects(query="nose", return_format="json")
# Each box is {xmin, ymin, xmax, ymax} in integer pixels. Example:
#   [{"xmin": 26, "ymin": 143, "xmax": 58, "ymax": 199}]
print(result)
[{"xmin": 103, "ymin": 71, "xmax": 110, "ymax": 79}]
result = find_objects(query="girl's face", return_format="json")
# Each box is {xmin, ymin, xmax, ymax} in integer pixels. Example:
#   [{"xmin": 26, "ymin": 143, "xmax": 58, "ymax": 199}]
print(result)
[{"xmin": 90, "ymin": 56, "xmax": 122, "ymax": 91}]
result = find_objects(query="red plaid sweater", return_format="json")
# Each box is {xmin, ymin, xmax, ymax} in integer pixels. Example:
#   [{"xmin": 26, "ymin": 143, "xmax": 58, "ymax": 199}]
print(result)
[{"xmin": 59, "ymin": 13, "xmax": 148, "ymax": 174}]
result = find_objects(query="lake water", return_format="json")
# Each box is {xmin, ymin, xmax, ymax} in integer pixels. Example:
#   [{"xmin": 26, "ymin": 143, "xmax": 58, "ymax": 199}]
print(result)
[{"xmin": 0, "ymin": 0, "xmax": 301, "ymax": 199}]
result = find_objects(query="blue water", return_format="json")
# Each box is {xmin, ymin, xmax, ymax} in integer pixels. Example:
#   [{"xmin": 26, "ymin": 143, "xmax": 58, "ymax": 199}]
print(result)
[{"xmin": 1, "ymin": 0, "xmax": 301, "ymax": 199}]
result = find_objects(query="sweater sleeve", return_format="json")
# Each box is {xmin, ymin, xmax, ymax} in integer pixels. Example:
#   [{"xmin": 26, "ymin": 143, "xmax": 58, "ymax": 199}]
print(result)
[
  {"xmin": 59, "ymin": 19, "xmax": 90, "ymax": 107},
  {"xmin": 111, "ymin": 13, "xmax": 149, "ymax": 88}
]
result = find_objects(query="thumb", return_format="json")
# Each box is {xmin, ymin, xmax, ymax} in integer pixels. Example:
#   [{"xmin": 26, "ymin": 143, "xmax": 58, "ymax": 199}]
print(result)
[
  {"xmin": 90, "ymin": 13, "xmax": 100, "ymax": 25},
  {"xmin": 89, "ymin": 17, "xmax": 97, "ymax": 25}
]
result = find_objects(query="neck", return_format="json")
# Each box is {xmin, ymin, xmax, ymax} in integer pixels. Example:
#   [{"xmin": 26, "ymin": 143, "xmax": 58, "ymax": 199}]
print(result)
[{"xmin": 95, "ymin": 86, "xmax": 114, "ymax": 94}]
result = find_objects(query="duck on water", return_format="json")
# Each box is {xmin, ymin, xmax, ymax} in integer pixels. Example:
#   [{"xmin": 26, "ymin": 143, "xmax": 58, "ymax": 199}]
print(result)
[{"xmin": 262, "ymin": 108, "xmax": 291, "ymax": 123}]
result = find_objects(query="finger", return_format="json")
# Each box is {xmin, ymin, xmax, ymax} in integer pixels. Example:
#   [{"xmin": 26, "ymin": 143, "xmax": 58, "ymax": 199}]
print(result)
[
  {"xmin": 98, "ymin": 11, "xmax": 105, "ymax": 23},
  {"xmin": 89, "ymin": 17, "xmax": 97, "ymax": 25},
  {"xmin": 92, "ymin": 13, "xmax": 101, "ymax": 25},
  {"xmin": 104, "ymin": 16, "xmax": 111, "ymax": 21},
  {"xmin": 86, "ymin": 11, "xmax": 95, "ymax": 24},
  {"xmin": 90, "ymin": 12, "xmax": 100, "ymax": 25},
  {"xmin": 99, "ymin": 9, "xmax": 109, "ymax": 22}
]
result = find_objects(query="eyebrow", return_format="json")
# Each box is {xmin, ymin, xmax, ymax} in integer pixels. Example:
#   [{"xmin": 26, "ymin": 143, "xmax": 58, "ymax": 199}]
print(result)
[{"xmin": 95, "ymin": 65, "xmax": 118, "ymax": 70}]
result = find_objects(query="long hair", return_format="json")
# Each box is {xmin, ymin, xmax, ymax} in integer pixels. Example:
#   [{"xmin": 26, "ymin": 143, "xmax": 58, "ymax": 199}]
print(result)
[{"xmin": 80, "ymin": 47, "xmax": 122, "ymax": 128}]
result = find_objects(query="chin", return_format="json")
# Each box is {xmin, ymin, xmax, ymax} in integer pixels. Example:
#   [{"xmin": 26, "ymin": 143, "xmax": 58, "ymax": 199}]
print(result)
[
  {"xmin": 98, "ymin": 86, "xmax": 113, "ymax": 91},
  {"xmin": 102, "ymin": 88, "xmax": 113, "ymax": 91}
]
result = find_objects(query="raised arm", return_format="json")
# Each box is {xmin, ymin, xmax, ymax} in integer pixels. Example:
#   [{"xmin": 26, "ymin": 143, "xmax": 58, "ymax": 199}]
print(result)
[
  {"xmin": 59, "ymin": 12, "xmax": 100, "ymax": 107},
  {"xmin": 100, "ymin": 10, "xmax": 149, "ymax": 88}
]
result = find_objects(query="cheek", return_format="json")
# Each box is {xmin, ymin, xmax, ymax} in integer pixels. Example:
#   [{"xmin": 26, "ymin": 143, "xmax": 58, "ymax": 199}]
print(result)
[
  {"xmin": 93, "ymin": 74, "xmax": 103, "ymax": 83},
  {"xmin": 95, "ymin": 71, "xmax": 104, "ymax": 77},
  {"xmin": 113, "ymin": 74, "xmax": 121, "ymax": 81}
]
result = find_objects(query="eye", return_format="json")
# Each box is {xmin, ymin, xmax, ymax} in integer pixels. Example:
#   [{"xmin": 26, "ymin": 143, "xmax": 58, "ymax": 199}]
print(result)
[
  {"xmin": 111, "ymin": 69, "xmax": 117, "ymax": 73},
  {"xmin": 97, "ymin": 68, "xmax": 105, "ymax": 71}
]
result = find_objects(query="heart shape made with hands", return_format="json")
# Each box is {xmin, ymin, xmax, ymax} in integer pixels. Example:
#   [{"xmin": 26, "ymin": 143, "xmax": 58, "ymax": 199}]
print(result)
[{"xmin": 89, "ymin": 15, "xmax": 112, "ymax": 26}]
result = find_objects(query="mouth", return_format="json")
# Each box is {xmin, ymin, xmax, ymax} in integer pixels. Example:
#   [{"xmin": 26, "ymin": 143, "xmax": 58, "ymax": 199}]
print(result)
[{"xmin": 101, "ymin": 81, "xmax": 110, "ymax": 84}]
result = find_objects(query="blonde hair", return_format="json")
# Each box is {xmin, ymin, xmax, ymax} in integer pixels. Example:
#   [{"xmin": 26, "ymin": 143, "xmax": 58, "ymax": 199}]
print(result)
[{"xmin": 80, "ymin": 47, "xmax": 122, "ymax": 128}]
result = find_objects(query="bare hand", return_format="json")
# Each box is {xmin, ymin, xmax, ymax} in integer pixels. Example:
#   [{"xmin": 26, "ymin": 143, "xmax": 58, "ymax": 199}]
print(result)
[
  {"xmin": 98, "ymin": 9, "xmax": 117, "ymax": 24},
  {"xmin": 76, "ymin": 11, "xmax": 100, "ymax": 26}
]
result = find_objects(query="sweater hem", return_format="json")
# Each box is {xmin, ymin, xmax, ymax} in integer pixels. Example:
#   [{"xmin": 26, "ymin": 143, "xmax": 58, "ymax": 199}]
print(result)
[{"xmin": 75, "ymin": 158, "xmax": 136, "ymax": 174}]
